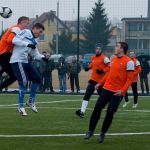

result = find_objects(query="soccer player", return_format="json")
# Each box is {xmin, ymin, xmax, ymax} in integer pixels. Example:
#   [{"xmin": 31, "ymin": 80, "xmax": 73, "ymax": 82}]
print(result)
[
  {"xmin": 0, "ymin": 16, "xmax": 29, "ymax": 91},
  {"xmin": 76, "ymin": 43, "xmax": 110, "ymax": 118},
  {"xmin": 84, "ymin": 42, "xmax": 134, "ymax": 143},
  {"xmin": 123, "ymin": 51, "xmax": 141, "ymax": 108},
  {"xmin": 10, "ymin": 23, "xmax": 46, "ymax": 116}
]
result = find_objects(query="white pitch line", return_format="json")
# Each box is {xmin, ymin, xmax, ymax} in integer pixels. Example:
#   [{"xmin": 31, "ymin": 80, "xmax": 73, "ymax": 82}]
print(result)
[
  {"xmin": 0, "ymin": 99, "xmax": 96, "ymax": 107},
  {"xmin": 0, "ymin": 132, "xmax": 149, "ymax": 138},
  {"xmin": 0, "ymin": 106, "xmax": 149, "ymax": 113}
]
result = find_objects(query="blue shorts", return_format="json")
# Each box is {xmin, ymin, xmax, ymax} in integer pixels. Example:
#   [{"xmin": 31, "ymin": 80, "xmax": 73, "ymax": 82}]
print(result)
[{"xmin": 11, "ymin": 62, "xmax": 41, "ymax": 88}]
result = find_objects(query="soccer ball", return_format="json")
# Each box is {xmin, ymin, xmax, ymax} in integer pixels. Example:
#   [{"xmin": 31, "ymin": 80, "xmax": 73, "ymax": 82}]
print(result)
[{"xmin": 0, "ymin": 6, "xmax": 12, "ymax": 18}]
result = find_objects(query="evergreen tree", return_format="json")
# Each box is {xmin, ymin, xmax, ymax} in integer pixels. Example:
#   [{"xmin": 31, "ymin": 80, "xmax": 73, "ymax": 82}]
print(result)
[{"xmin": 82, "ymin": 0, "xmax": 111, "ymax": 53}]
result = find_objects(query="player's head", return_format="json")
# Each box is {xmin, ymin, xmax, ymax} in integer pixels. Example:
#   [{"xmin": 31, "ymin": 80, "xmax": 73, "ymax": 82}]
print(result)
[
  {"xmin": 129, "ymin": 51, "xmax": 136, "ymax": 59},
  {"xmin": 17, "ymin": 16, "xmax": 29, "ymax": 29},
  {"xmin": 32, "ymin": 23, "xmax": 45, "ymax": 38},
  {"xmin": 114, "ymin": 42, "xmax": 128, "ymax": 56},
  {"xmin": 95, "ymin": 43, "xmax": 102, "ymax": 56}
]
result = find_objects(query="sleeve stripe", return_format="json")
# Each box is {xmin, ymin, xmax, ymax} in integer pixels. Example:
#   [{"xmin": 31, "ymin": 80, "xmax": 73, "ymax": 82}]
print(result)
[{"xmin": 127, "ymin": 70, "xmax": 134, "ymax": 72}]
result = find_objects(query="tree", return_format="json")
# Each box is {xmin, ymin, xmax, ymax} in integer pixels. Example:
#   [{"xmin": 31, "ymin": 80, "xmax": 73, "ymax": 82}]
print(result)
[
  {"xmin": 82, "ymin": 0, "xmax": 111, "ymax": 53},
  {"xmin": 50, "ymin": 30, "xmax": 76, "ymax": 55}
]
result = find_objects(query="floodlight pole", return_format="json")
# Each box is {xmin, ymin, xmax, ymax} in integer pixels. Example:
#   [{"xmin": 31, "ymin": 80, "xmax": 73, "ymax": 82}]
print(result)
[
  {"xmin": 76, "ymin": 0, "xmax": 80, "ymax": 94},
  {"xmin": 56, "ymin": 1, "xmax": 59, "ymax": 54}
]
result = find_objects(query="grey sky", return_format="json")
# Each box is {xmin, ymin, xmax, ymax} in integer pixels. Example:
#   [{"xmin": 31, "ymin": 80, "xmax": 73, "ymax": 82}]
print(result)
[{"xmin": 0, "ymin": 0, "xmax": 148, "ymax": 29}]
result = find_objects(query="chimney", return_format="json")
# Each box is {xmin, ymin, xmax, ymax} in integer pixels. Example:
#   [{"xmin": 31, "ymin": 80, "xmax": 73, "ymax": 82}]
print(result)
[{"xmin": 148, "ymin": 0, "xmax": 150, "ymax": 19}]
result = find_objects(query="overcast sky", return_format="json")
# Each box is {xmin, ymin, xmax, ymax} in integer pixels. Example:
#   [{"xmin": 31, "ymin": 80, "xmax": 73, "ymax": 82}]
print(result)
[{"xmin": 0, "ymin": 0, "xmax": 148, "ymax": 29}]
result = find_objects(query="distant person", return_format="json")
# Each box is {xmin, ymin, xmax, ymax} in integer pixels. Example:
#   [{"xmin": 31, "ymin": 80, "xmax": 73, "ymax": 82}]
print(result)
[
  {"xmin": 140, "ymin": 57, "xmax": 150, "ymax": 94},
  {"xmin": 40, "ymin": 53, "xmax": 55, "ymax": 93},
  {"xmin": 39, "ymin": 51, "xmax": 47, "ymax": 92},
  {"xmin": 56, "ymin": 56, "xmax": 69, "ymax": 93},
  {"xmin": 123, "ymin": 52, "xmax": 141, "ymax": 108},
  {"xmin": 69, "ymin": 58, "xmax": 81, "ymax": 93}
]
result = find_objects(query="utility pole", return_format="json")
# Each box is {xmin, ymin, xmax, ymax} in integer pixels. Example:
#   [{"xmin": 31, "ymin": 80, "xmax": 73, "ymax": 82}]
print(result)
[
  {"xmin": 1, "ymin": 21, "xmax": 4, "ymax": 35},
  {"xmin": 77, "ymin": 0, "xmax": 80, "ymax": 94},
  {"xmin": 56, "ymin": 1, "xmax": 59, "ymax": 54}
]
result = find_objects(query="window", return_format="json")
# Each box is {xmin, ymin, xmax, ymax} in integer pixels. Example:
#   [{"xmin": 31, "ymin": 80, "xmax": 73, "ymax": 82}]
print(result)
[
  {"xmin": 128, "ymin": 22, "xmax": 138, "ymax": 31},
  {"xmin": 39, "ymin": 34, "xmax": 45, "ymax": 41},
  {"xmin": 139, "ymin": 39, "xmax": 148, "ymax": 49},
  {"xmin": 126, "ymin": 39, "xmax": 138, "ymax": 49},
  {"xmin": 128, "ymin": 22, "xmax": 149, "ymax": 31},
  {"xmin": 143, "ymin": 23, "xmax": 148, "ymax": 31},
  {"xmin": 138, "ymin": 23, "xmax": 142, "ymax": 31}
]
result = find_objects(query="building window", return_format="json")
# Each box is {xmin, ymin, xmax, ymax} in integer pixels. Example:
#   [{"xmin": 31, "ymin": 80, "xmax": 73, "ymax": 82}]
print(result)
[
  {"xmin": 128, "ymin": 22, "xmax": 149, "ymax": 31},
  {"xmin": 139, "ymin": 39, "xmax": 148, "ymax": 49},
  {"xmin": 39, "ymin": 34, "xmax": 45, "ymax": 41},
  {"xmin": 138, "ymin": 23, "xmax": 143, "ymax": 31},
  {"xmin": 128, "ymin": 22, "xmax": 138, "ymax": 31},
  {"xmin": 126, "ymin": 39, "xmax": 138, "ymax": 49},
  {"xmin": 143, "ymin": 23, "xmax": 148, "ymax": 31}
]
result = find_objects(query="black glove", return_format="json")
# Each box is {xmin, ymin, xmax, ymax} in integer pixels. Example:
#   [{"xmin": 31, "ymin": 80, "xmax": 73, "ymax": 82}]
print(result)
[
  {"xmin": 42, "ymin": 57, "xmax": 49, "ymax": 62},
  {"xmin": 27, "ymin": 44, "xmax": 36, "ymax": 49},
  {"xmin": 96, "ymin": 69, "xmax": 104, "ymax": 74},
  {"xmin": 84, "ymin": 68, "xmax": 90, "ymax": 72}
]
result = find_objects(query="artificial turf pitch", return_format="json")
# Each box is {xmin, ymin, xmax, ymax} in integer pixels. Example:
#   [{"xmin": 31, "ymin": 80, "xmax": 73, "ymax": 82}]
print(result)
[{"xmin": 0, "ymin": 94, "xmax": 149, "ymax": 150}]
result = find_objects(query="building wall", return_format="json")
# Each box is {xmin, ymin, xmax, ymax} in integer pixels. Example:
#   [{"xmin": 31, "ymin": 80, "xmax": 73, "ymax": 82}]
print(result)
[
  {"xmin": 122, "ymin": 19, "xmax": 150, "ymax": 56},
  {"xmin": 37, "ymin": 19, "xmax": 85, "ymax": 54},
  {"xmin": 37, "ymin": 20, "xmax": 59, "ymax": 53}
]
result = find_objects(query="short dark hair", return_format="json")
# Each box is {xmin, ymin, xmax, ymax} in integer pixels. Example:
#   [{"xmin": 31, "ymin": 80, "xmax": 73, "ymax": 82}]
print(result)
[
  {"xmin": 118, "ymin": 42, "xmax": 128, "ymax": 54},
  {"xmin": 18, "ymin": 16, "xmax": 29, "ymax": 24},
  {"xmin": 32, "ymin": 23, "xmax": 45, "ymax": 30}
]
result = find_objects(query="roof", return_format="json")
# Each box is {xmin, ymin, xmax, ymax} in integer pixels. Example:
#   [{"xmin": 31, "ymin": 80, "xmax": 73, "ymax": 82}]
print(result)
[
  {"xmin": 63, "ymin": 20, "xmax": 86, "ymax": 33},
  {"xmin": 29, "ymin": 11, "xmax": 70, "ymax": 31},
  {"xmin": 121, "ymin": 17, "xmax": 150, "ymax": 21}
]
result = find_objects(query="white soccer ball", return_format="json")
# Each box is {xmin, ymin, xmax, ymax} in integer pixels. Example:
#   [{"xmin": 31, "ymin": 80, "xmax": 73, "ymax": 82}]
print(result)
[{"xmin": 0, "ymin": 6, "xmax": 12, "ymax": 18}]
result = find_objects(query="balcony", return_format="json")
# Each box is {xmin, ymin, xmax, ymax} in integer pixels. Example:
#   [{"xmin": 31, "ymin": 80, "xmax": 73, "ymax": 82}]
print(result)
[
  {"xmin": 126, "ymin": 31, "xmax": 150, "ymax": 38},
  {"xmin": 135, "ymin": 49, "xmax": 150, "ymax": 56}
]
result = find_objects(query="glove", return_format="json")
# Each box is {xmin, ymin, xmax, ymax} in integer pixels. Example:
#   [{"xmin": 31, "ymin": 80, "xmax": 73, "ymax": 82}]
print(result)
[
  {"xmin": 96, "ymin": 69, "xmax": 104, "ymax": 74},
  {"xmin": 84, "ymin": 68, "xmax": 90, "ymax": 72},
  {"xmin": 42, "ymin": 57, "xmax": 49, "ymax": 62},
  {"xmin": 27, "ymin": 44, "xmax": 36, "ymax": 49}
]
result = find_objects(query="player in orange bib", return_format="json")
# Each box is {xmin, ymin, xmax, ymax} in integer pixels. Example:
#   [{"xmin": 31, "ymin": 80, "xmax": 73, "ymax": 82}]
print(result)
[
  {"xmin": 76, "ymin": 43, "xmax": 110, "ymax": 118},
  {"xmin": 0, "ymin": 16, "xmax": 29, "ymax": 91},
  {"xmin": 123, "ymin": 51, "xmax": 141, "ymax": 108},
  {"xmin": 84, "ymin": 42, "xmax": 134, "ymax": 143}
]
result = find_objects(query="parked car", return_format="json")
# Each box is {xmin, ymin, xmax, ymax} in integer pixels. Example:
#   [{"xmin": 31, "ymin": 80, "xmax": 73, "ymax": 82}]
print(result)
[
  {"xmin": 65, "ymin": 55, "xmax": 83, "ymax": 65},
  {"xmin": 50, "ymin": 54, "xmax": 63, "ymax": 67},
  {"xmin": 82, "ymin": 53, "xmax": 94, "ymax": 69}
]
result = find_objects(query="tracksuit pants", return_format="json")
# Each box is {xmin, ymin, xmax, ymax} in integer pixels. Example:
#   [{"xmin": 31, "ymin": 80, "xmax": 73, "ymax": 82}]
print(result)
[
  {"xmin": 89, "ymin": 88, "xmax": 122, "ymax": 134},
  {"xmin": 83, "ymin": 80, "xmax": 102, "ymax": 101},
  {"xmin": 125, "ymin": 82, "xmax": 138, "ymax": 104}
]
